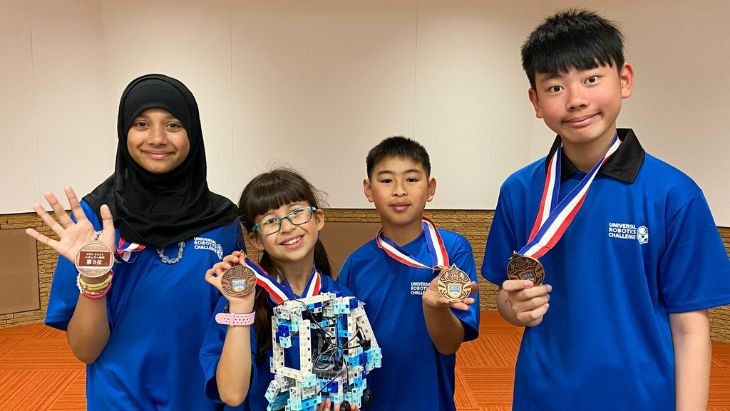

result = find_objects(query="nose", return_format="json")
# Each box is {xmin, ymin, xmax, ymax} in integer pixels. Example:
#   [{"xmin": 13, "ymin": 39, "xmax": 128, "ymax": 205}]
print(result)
[
  {"xmin": 279, "ymin": 217, "xmax": 296, "ymax": 233},
  {"xmin": 393, "ymin": 180, "xmax": 406, "ymax": 197},
  {"xmin": 149, "ymin": 124, "xmax": 167, "ymax": 145},
  {"xmin": 565, "ymin": 85, "xmax": 588, "ymax": 111}
]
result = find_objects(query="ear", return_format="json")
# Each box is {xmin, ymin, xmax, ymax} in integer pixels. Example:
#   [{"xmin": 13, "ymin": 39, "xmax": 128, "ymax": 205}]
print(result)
[
  {"xmin": 248, "ymin": 231, "xmax": 266, "ymax": 252},
  {"xmin": 426, "ymin": 177, "xmax": 437, "ymax": 202},
  {"xmin": 314, "ymin": 207, "xmax": 325, "ymax": 231},
  {"xmin": 619, "ymin": 63, "xmax": 634, "ymax": 99},
  {"xmin": 363, "ymin": 178, "xmax": 374, "ymax": 203},
  {"xmin": 528, "ymin": 88, "xmax": 543, "ymax": 119}
]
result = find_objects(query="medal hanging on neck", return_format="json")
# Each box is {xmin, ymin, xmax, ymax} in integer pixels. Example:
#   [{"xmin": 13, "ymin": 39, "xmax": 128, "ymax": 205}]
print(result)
[
  {"xmin": 238, "ymin": 256, "xmax": 321, "ymax": 305},
  {"xmin": 376, "ymin": 217, "xmax": 471, "ymax": 302},
  {"xmin": 116, "ymin": 236, "xmax": 146, "ymax": 263},
  {"xmin": 508, "ymin": 135, "xmax": 621, "ymax": 285}
]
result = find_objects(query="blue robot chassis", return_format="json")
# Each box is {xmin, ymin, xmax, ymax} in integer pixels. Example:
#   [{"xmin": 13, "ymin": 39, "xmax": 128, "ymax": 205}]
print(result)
[{"xmin": 265, "ymin": 292, "xmax": 382, "ymax": 410}]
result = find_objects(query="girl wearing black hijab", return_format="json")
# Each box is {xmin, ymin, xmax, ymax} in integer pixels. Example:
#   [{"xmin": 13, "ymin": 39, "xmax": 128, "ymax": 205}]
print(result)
[{"xmin": 26, "ymin": 74, "xmax": 241, "ymax": 410}]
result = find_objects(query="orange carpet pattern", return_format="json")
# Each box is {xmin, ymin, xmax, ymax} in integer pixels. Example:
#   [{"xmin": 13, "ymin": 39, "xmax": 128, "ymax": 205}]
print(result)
[{"xmin": 1, "ymin": 311, "xmax": 729, "ymax": 410}]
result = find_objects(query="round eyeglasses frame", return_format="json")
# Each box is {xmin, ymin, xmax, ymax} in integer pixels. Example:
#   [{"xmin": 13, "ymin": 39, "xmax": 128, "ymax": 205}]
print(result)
[{"xmin": 252, "ymin": 206, "xmax": 318, "ymax": 236}]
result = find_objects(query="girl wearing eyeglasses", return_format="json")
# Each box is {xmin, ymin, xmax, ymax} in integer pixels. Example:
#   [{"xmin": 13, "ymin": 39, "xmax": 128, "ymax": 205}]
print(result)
[{"xmin": 200, "ymin": 168, "xmax": 358, "ymax": 411}]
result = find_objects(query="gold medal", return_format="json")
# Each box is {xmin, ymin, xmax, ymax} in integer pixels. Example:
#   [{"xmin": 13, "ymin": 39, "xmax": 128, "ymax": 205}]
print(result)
[
  {"xmin": 506, "ymin": 254, "xmax": 545, "ymax": 286},
  {"xmin": 437, "ymin": 264, "xmax": 472, "ymax": 302},
  {"xmin": 221, "ymin": 264, "xmax": 257, "ymax": 297},
  {"xmin": 75, "ymin": 240, "xmax": 114, "ymax": 279}
]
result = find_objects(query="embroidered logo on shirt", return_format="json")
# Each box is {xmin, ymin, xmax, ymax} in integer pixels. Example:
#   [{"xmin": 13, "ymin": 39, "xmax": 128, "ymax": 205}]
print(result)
[
  {"xmin": 410, "ymin": 281, "xmax": 429, "ymax": 296},
  {"xmin": 193, "ymin": 237, "xmax": 224, "ymax": 259},
  {"xmin": 608, "ymin": 222, "xmax": 649, "ymax": 244}
]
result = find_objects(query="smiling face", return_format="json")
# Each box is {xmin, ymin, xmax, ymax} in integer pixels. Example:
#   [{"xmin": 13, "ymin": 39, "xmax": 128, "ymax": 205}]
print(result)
[
  {"xmin": 248, "ymin": 201, "xmax": 325, "ymax": 268},
  {"xmin": 126, "ymin": 108, "xmax": 190, "ymax": 174},
  {"xmin": 528, "ymin": 63, "xmax": 633, "ymax": 155},
  {"xmin": 364, "ymin": 156, "xmax": 436, "ymax": 241}
]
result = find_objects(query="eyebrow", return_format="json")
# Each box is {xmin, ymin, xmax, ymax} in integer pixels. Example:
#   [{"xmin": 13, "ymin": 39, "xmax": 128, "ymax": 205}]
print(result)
[
  {"xmin": 537, "ymin": 73, "xmax": 563, "ymax": 82},
  {"xmin": 376, "ymin": 169, "xmax": 422, "ymax": 176}
]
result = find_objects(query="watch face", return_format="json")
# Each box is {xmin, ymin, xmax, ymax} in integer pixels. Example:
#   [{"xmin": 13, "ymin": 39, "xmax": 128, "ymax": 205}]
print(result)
[
  {"xmin": 507, "ymin": 255, "xmax": 545, "ymax": 285},
  {"xmin": 437, "ymin": 265, "xmax": 472, "ymax": 302},
  {"xmin": 221, "ymin": 264, "xmax": 257, "ymax": 297},
  {"xmin": 75, "ymin": 241, "xmax": 114, "ymax": 278}
]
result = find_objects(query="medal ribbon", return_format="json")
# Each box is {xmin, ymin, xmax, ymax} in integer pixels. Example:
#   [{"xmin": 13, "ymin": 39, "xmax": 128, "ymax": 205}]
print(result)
[
  {"xmin": 116, "ymin": 236, "xmax": 146, "ymax": 263},
  {"xmin": 520, "ymin": 135, "xmax": 621, "ymax": 259},
  {"xmin": 375, "ymin": 217, "xmax": 449, "ymax": 270},
  {"xmin": 242, "ymin": 256, "xmax": 321, "ymax": 305}
]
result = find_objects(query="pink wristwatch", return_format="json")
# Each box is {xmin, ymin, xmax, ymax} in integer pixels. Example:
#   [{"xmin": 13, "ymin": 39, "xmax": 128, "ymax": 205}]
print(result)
[{"xmin": 215, "ymin": 311, "xmax": 255, "ymax": 326}]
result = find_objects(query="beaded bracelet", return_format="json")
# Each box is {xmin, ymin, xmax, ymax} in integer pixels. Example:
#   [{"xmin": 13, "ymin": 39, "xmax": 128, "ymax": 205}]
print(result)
[
  {"xmin": 82, "ymin": 284, "xmax": 112, "ymax": 300},
  {"xmin": 79, "ymin": 272, "xmax": 113, "ymax": 292},
  {"xmin": 77, "ymin": 271, "xmax": 113, "ymax": 299}
]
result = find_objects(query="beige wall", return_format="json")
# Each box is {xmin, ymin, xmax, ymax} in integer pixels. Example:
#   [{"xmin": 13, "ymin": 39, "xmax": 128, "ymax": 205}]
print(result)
[{"xmin": 1, "ymin": 1, "xmax": 728, "ymax": 225}]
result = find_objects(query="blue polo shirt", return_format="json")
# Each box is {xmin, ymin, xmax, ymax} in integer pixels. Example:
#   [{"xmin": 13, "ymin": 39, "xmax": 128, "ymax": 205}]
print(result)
[
  {"xmin": 338, "ymin": 228, "xmax": 480, "ymax": 411},
  {"xmin": 482, "ymin": 129, "xmax": 730, "ymax": 410},
  {"xmin": 199, "ymin": 276, "xmax": 353, "ymax": 410},
  {"xmin": 45, "ymin": 200, "xmax": 241, "ymax": 411}
]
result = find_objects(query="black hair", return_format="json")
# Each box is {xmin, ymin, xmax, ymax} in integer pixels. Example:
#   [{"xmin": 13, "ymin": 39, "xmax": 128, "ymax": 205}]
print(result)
[
  {"xmin": 366, "ymin": 136, "xmax": 431, "ymax": 179},
  {"xmin": 237, "ymin": 167, "xmax": 332, "ymax": 362},
  {"xmin": 521, "ymin": 9, "xmax": 625, "ymax": 89}
]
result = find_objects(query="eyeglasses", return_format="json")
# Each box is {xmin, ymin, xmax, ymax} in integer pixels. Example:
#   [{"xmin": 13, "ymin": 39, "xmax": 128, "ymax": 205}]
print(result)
[{"xmin": 253, "ymin": 206, "xmax": 317, "ymax": 236}]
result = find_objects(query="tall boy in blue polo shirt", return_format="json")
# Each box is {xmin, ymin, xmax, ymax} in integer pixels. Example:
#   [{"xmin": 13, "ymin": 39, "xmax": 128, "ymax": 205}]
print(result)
[
  {"xmin": 482, "ymin": 9, "xmax": 730, "ymax": 410},
  {"xmin": 338, "ymin": 136, "xmax": 480, "ymax": 410}
]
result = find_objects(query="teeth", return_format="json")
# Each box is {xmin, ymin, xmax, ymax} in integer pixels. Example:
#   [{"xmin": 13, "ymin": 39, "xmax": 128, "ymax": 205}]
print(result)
[{"xmin": 283, "ymin": 237, "xmax": 300, "ymax": 245}]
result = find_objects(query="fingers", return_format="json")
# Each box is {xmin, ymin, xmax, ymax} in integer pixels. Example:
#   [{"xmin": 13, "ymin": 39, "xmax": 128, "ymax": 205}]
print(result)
[
  {"xmin": 521, "ymin": 303, "xmax": 550, "ymax": 327},
  {"xmin": 222, "ymin": 253, "xmax": 241, "ymax": 265},
  {"xmin": 43, "ymin": 191, "xmax": 74, "ymax": 228},
  {"xmin": 32, "ymin": 203, "xmax": 66, "ymax": 238},
  {"xmin": 64, "ymin": 186, "xmax": 87, "ymax": 223},
  {"xmin": 25, "ymin": 227, "xmax": 59, "ymax": 250},
  {"xmin": 501, "ymin": 279, "xmax": 535, "ymax": 292},
  {"xmin": 204, "ymin": 260, "xmax": 234, "ymax": 287},
  {"xmin": 204, "ymin": 268, "xmax": 219, "ymax": 286},
  {"xmin": 449, "ymin": 295, "xmax": 476, "ymax": 311},
  {"xmin": 317, "ymin": 398, "xmax": 331, "ymax": 411},
  {"xmin": 99, "ymin": 205, "xmax": 116, "ymax": 247}
]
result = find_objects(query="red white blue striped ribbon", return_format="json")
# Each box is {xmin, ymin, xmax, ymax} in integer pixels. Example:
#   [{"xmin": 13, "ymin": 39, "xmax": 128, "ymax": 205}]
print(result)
[
  {"xmin": 375, "ymin": 217, "xmax": 448, "ymax": 269},
  {"xmin": 243, "ymin": 256, "xmax": 321, "ymax": 305},
  {"xmin": 521, "ymin": 135, "xmax": 621, "ymax": 259},
  {"xmin": 116, "ymin": 237, "xmax": 146, "ymax": 263}
]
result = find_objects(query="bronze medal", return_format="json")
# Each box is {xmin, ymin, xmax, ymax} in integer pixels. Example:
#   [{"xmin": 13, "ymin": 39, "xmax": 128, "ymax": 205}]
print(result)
[
  {"xmin": 437, "ymin": 264, "xmax": 472, "ymax": 302},
  {"xmin": 221, "ymin": 264, "xmax": 257, "ymax": 297},
  {"xmin": 507, "ymin": 254, "xmax": 545, "ymax": 286},
  {"xmin": 75, "ymin": 241, "xmax": 114, "ymax": 279}
]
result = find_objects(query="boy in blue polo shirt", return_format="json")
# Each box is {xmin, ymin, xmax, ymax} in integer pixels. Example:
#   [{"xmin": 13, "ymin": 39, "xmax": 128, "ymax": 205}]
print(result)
[
  {"xmin": 338, "ymin": 136, "xmax": 480, "ymax": 410},
  {"xmin": 482, "ymin": 9, "xmax": 730, "ymax": 410}
]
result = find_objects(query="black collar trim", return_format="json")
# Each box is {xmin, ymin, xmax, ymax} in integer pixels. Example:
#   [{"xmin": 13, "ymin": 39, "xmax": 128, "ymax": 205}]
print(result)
[{"xmin": 544, "ymin": 128, "xmax": 645, "ymax": 183}]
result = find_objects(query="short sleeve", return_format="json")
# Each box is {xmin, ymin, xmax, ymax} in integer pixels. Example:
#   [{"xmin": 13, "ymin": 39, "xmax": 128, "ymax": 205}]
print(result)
[
  {"xmin": 481, "ymin": 185, "xmax": 518, "ymax": 286},
  {"xmin": 45, "ymin": 200, "xmax": 103, "ymax": 330},
  {"xmin": 199, "ymin": 296, "xmax": 233, "ymax": 403},
  {"xmin": 659, "ymin": 191, "xmax": 730, "ymax": 312}
]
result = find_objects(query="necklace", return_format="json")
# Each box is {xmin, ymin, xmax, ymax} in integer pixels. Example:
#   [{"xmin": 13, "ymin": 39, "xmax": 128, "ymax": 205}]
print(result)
[{"xmin": 157, "ymin": 241, "xmax": 185, "ymax": 264}]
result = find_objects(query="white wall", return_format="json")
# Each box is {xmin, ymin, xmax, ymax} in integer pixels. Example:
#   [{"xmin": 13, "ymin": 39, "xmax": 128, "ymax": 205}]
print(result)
[{"xmin": 1, "ymin": 0, "xmax": 728, "ymax": 225}]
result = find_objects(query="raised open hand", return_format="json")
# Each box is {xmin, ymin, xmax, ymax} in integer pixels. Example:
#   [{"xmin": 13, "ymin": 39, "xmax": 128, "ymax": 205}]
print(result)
[{"xmin": 25, "ymin": 186, "xmax": 115, "ymax": 264}]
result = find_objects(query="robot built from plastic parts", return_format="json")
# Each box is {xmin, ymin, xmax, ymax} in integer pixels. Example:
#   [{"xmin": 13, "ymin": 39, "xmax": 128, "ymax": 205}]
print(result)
[{"xmin": 265, "ymin": 292, "xmax": 382, "ymax": 411}]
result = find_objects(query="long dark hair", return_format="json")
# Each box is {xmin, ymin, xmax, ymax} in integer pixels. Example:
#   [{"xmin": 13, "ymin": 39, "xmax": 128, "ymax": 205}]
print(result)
[{"xmin": 238, "ymin": 168, "xmax": 332, "ymax": 362}]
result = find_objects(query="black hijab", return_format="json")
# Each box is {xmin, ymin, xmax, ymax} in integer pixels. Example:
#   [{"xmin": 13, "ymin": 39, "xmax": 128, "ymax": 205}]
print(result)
[{"xmin": 84, "ymin": 74, "xmax": 237, "ymax": 248}]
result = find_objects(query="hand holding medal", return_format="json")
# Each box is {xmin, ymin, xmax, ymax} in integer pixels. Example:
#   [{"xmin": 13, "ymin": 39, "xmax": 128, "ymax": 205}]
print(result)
[
  {"xmin": 204, "ymin": 251, "xmax": 257, "ymax": 309},
  {"xmin": 425, "ymin": 269, "xmax": 477, "ymax": 311}
]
